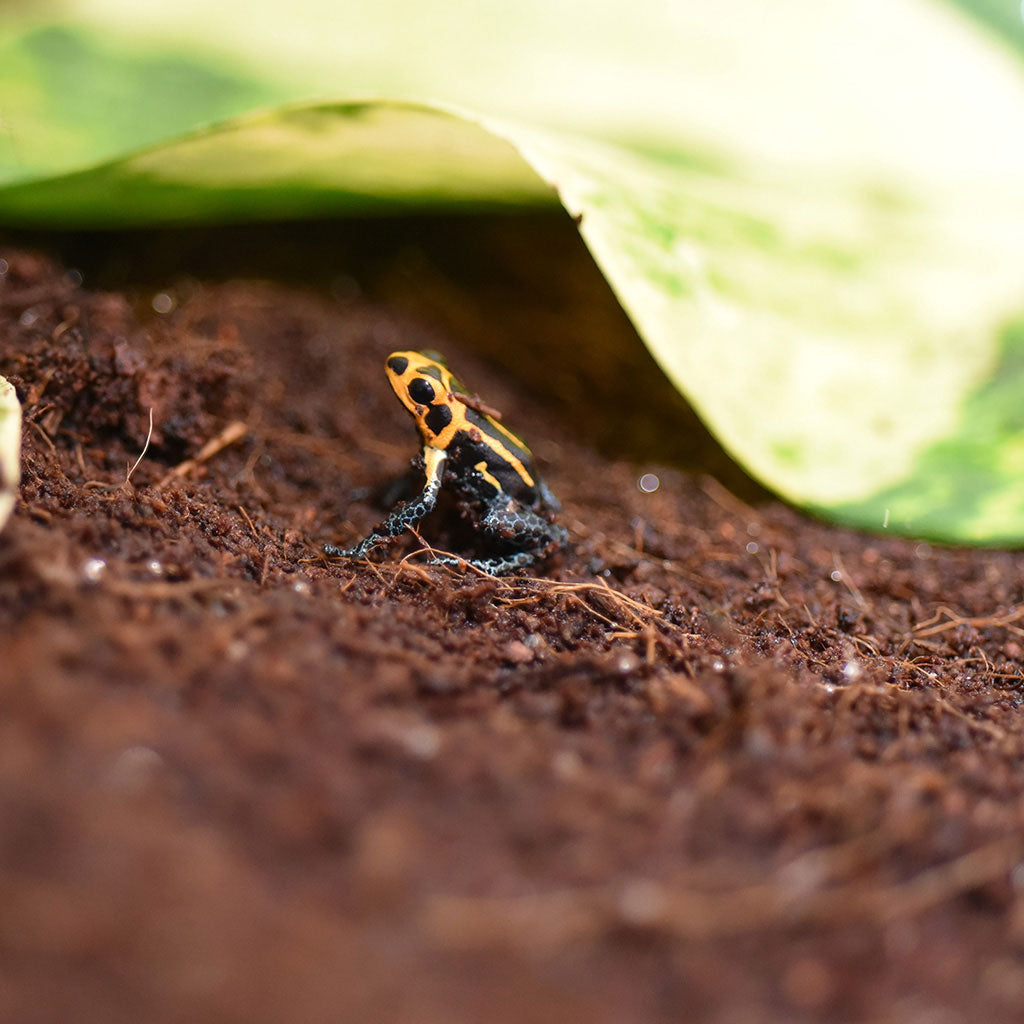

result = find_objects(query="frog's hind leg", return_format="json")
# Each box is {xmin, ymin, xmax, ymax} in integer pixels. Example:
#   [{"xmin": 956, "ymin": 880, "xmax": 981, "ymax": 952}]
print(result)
[
  {"xmin": 479, "ymin": 499, "xmax": 563, "ymax": 546},
  {"xmin": 427, "ymin": 550, "xmax": 539, "ymax": 577},
  {"xmin": 422, "ymin": 499, "xmax": 567, "ymax": 576}
]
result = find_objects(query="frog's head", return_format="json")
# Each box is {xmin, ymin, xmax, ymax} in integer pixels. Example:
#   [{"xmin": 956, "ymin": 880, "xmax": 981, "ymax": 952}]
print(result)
[{"xmin": 385, "ymin": 350, "xmax": 463, "ymax": 447}]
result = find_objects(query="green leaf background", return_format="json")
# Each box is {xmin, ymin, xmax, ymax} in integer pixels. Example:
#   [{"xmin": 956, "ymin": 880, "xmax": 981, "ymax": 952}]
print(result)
[{"xmin": 2, "ymin": 0, "xmax": 1024, "ymax": 543}]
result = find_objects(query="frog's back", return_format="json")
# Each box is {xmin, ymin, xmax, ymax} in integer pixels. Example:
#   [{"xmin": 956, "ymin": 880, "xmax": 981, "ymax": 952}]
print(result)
[{"xmin": 450, "ymin": 406, "xmax": 542, "ymax": 506}]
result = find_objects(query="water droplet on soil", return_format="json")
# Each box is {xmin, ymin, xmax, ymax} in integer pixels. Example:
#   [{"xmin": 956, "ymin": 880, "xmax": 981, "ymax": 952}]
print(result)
[
  {"xmin": 227, "ymin": 640, "xmax": 249, "ymax": 661},
  {"xmin": 402, "ymin": 723, "xmax": 441, "ymax": 761},
  {"xmin": 108, "ymin": 745, "xmax": 164, "ymax": 793},
  {"xmin": 617, "ymin": 879, "xmax": 665, "ymax": 926},
  {"xmin": 151, "ymin": 292, "xmax": 175, "ymax": 314},
  {"xmin": 82, "ymin": 557, "xmax": 107, "ymax": 583},
  {"xmin": 615, "ymin": 651, "xmax": 641, "ymax": 674},
  {"xmin": 553, "ymin": 749, "xmax": 583, "ymax": 780}
]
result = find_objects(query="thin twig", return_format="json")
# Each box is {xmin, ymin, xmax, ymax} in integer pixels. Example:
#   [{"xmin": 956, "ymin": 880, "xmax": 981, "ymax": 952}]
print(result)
[
  {"xmin": 158, "ymin": 420, "xmax": 247, "ymax": 488},
  {"xmin": 237, "ymin": 505, "xmax": 261, "ymax": 543},
  {"xmin": 912, "ymin": 606, "xmax": 1024, "ymax": 639},
  {"xmin": 125, "ymin": 408, "xmax": 154, "ymax": 485}
]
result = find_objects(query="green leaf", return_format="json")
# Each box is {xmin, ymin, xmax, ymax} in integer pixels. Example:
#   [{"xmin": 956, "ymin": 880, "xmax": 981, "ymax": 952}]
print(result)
[
  {"xmin": 0, "ymin": 103, "xmax": 554, "ymax": 223},
  {"xmin": 504, "ymin": 124, "xmax": 1024, "ymax": 540},
  {"xmin": 947, "ymin": 0, "xmax": 1024, "ymax": 61},
  {"xmin": 0, "ymin": 23, "xmax": 288, "ymax": 183},
  {"xmin": 3, "ymin": 2, "xmax": 1024, "ymax": 543},
  {"xmin": 826, "ymin": 314, "xmax": 1024, "ymax": 545},
  {"xmin": 0, "ymin": 376, "xmax": 20, "ymax": 534}
]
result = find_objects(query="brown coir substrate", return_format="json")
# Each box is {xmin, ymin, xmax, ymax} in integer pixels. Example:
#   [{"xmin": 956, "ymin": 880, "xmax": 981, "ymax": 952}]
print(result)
[{"xmin": 3, "ymin": 220, "xmax": 1024, "ymax": 1024}]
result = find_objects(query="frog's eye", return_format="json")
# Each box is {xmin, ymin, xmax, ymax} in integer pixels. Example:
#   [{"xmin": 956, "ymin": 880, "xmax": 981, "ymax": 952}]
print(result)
[{"xmin": 408, "ymin": 378, "xmax": 436, "ymax": 405}]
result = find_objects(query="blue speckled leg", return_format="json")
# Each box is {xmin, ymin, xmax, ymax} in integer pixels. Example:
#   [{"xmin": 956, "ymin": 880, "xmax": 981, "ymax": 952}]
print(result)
[
  {"xmin": 478, "ymin": 499, "xmax": 567, "ymax": 547},
  {"xmin": 427, "ymin": 550, "xmax": 541, "ymax": 576},
  {"xmin": 324, "ymin": 447, "xmax": 446, "ymax": 561},
  {"xmin": 426, "ymin": 498, "xmax": 568, "ymax": 576}
]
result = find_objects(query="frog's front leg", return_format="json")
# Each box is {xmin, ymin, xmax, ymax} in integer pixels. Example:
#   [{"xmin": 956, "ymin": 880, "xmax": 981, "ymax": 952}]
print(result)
[{"xmin": 324, "ymin": 447, "xmax": 447, "ymax": 561}]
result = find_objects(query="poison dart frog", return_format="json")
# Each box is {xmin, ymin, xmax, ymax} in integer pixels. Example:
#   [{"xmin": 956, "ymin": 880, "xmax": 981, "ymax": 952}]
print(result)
[{"xmin": 324, "ymin": 350, "xmax": 567, "ymax": 575}]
